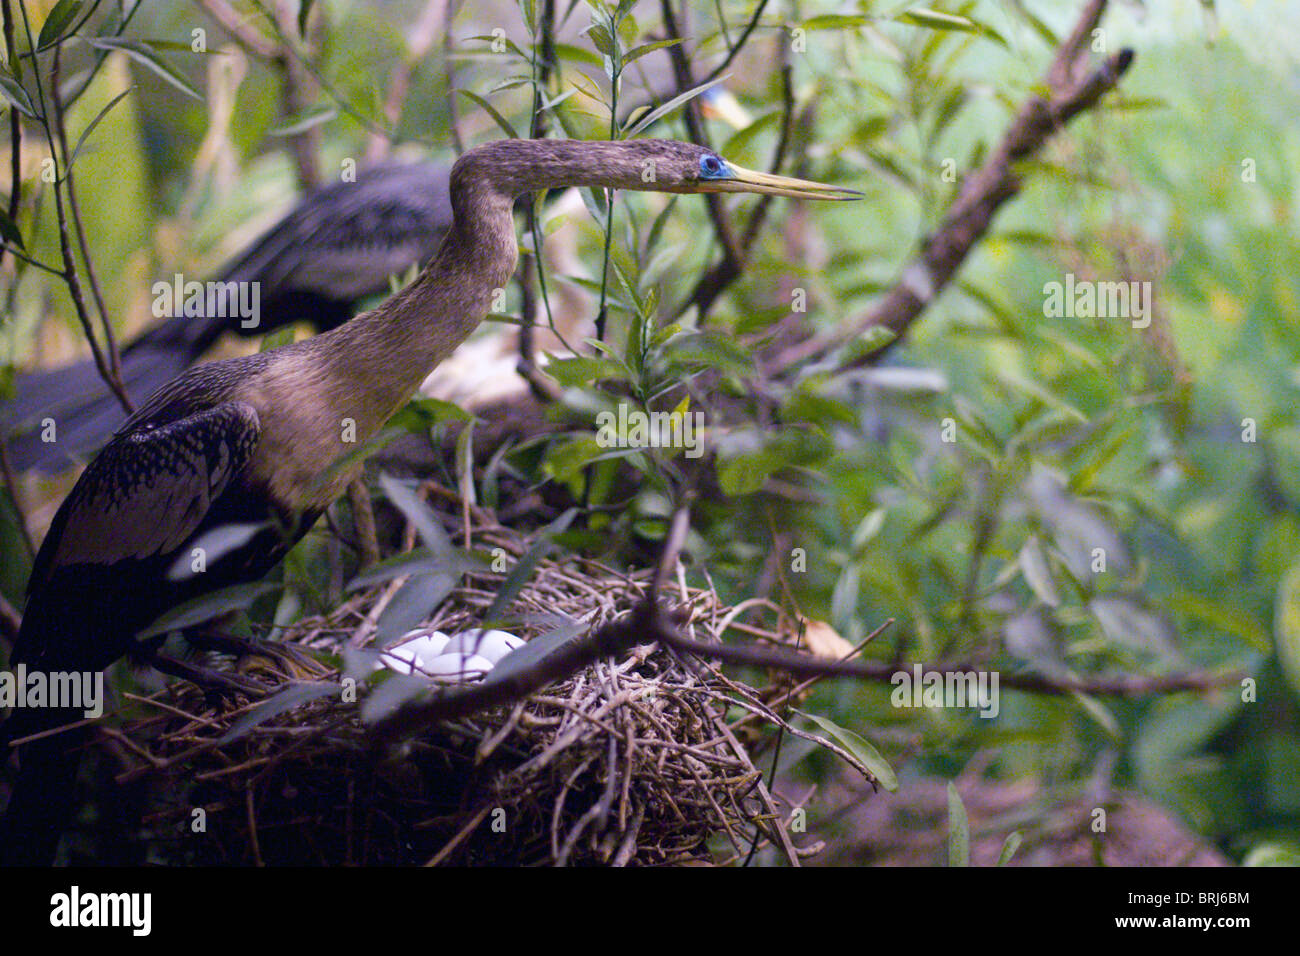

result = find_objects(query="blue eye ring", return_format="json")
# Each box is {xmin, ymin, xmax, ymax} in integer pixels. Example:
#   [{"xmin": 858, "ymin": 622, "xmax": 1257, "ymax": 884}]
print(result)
[{"xmin": 699, "ymin": 154, "xmax": 729, "ymax": 179}]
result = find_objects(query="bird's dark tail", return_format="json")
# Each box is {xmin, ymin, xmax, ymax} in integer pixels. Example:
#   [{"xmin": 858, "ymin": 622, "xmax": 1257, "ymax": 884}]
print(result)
[
  {"xmin": 0, "ymin": 706, "xmax": 86, "ymax": 866},
  {"xmin": 2, "ymin": 311, "xmax": 218, "ymax": 473}
]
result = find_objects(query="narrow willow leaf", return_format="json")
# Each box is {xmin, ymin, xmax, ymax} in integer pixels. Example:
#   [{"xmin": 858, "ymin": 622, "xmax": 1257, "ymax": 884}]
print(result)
[
  {"xmin": 796, "ymin": 709, "xmax": 898, "ymax": 791},
  {"xmin": 85, "ymin": 38, "xmax": 201, "ymax": 100},
  {"xmin": 38, "ymin": 0, "xmax": 83, "ymax": 50},
  {"xmin": 458, "ymin": 89, "xmax": 519, "ymax": 138},
  {"xmin": 137, "ymin": 582, "xmax": 281, "ymax": 638},
  {"xmin": 1019, "ymin": 535, "xmax": 1060, "ymax": 607},
  {"xmin": 484, "ymin": 508, "xmax": 578, "ymax": 622},
  {"xmin": 378, "ymin": 472, "xmax": 453, "ymax": 557},
  {"xmin": 0, "ymin": 207, "xmax": 24, "ymax": 250},
  {"xmin": 219, "ymin": 681, "xmax": 336, "ymax": 744},
  {"xmin": 997, "ymin": 831, "xmax": 1022, "ymax": 866},
  {"xmin": 948, "ymin": 782, "xmax": 970, "ymax": 866},
  {"xmin": 624, "ymin": 75, "xmax": 729, "ymax": 137},
  {"xmin": 0, "ymin": 74, "xmax": 36, "ymax": 118},
  {"xmin": 69, "ymin": 86, "xmax": 133, "ymax": 167}
]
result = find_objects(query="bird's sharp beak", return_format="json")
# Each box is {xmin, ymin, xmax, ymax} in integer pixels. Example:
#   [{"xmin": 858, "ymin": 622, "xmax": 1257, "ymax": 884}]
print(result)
[{"xmin": 703, "ymin": 163, "xmax": 863, "ymax": 200}]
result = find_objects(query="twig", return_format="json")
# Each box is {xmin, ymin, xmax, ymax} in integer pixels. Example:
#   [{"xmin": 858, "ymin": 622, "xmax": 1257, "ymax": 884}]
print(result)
[
  {"xmin": 0, "ymin": 437, "xmax": 35, "ymax": 559},
  {"xmin": 443, "ymin": 0, "xmax": 465, "ymax": 155},
  {"xmin": 685, "ymin": 23, "xmax": 800, "ymax": 321},
  {"xmin": 194, "ymin": 0, "xmax": 277, "ymax": 57},
  {"xmin": 272, "ymin": 0, "xmax": 320, "ymax": 190},
  {"xmin": 51, "ymin": 44, "xmax": 125, "ymax": 396},
  {"xmin": 659, "ymin": 0, "xmax": 741, "ymax": 273},
  {"xmin": 768, "ymin": 1, "xmax": 1132, "ymax": 373},
  {"xmin": 365, "ymin": 0, "xmax": 444, "ymax": 161},
  {"xmin": 1, "ymin": 0, "xmax": 20, "ymax": 273},
  {"xmin": 347, "ymin": 479, "xmax": 380, "ymax": 568},
  {"xmin": 24, "ymin": 28, "xmax": 132, "ymax": 414}
]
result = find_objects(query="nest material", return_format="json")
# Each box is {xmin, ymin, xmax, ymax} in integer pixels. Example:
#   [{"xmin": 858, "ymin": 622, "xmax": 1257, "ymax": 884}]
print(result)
[{"xmin": 115, "ymin": 522, "xmax": 864, "ymax": 866}]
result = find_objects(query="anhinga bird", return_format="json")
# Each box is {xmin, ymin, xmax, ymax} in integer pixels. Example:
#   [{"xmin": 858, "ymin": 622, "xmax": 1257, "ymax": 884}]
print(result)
[
  {"xmin": 0, "ymin": 137, "xmax": 858, "ymax": 864},
  {"xmin": 2, "ymin": 161, "xmax": 453, "ymax": 473}
]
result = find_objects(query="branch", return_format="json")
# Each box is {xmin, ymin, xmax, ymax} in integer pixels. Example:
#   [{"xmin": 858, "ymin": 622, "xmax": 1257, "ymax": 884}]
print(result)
[
  {"xmin": 51, "ymin": 44, "xmax": 125, "ymax": 400},
  {"xmin": 41, "ymin": 36, "xmax": 132, "ymax": 413},
  {"xmin": 767, "ymin": 1, "xmax": 1133, "ymax": 374},
  {"xmin": 363, "ymin": 0, "xmax": 445, "ymax": 162},
  {"xmin": 194, "ymin": 0, "xmax": 277, "ymax": 57},
  {"xmin": 0, "ymin": 436, "xmax": 34, "ymax": 560},
  {"xmin": 1, "ymin": 0, "xmax": 19, "ymax": 273},
  {"xmin": 271, "ymin": 0, "xmax": 320, "ymax": 190},
  {"xmin": 659, "ymin": 0, "xmax": 741, "ymax": 272}
]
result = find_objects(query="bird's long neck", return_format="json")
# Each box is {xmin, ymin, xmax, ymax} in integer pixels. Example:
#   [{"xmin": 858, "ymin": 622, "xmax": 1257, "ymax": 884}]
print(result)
[
  {"xmin": 250, "ymin": 140, "xmax": 670, "ymax": 508},
  {"xmin": 303, "ymin": 140, "xmax": 655, "ymax": 437},
  {"xmin": 308, "ymin": 183, "xmax": 519, "ymax": 436}
]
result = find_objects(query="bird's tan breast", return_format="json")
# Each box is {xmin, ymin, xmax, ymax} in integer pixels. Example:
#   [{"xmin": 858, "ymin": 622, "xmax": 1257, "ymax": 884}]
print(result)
[{"xmin": 236, "ymin": 358, "xmax": 383, "ymax": 512}]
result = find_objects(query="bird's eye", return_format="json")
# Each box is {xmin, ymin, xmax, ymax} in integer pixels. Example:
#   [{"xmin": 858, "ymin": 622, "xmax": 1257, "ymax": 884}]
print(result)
[{"xmin": 699, "ymin": 154, "xmax": 727, "ymax": 178}]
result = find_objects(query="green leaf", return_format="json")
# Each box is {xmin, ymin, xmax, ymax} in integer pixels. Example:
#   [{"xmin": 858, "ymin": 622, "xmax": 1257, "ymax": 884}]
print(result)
[
  {"xmin": 137, "ymin": 582, "xmax": 281, "ymax": 638},
  {"xmin": 0, "ymin": 74, "xmax": 36, "ymax": 118},
  {"xmin": 587, "ymin": 22, "xmax": 616, "ymax": 58},
  {"xmin": 377, "ymin": 472, "xmax": 453, "ymax": 556},
  {"xmin": 219, "ymin": 680, "xmax": 336, "ymax": 744},
  {"xmin": 796, "ymin": 709, "xmax": 898, "ymax": 791},
  {"xmin": 484, "ymin": 508, "xmax": 577, "ymax": 622},
  {"xmin": 997, "ymin": 831, "xmax": 1022, "ymax": 866},
  {"xmin": 947, "ymin": 782, "xmax": 969, "ymax": 866},
  {"xmin": 623, "ymin": 75, "xmax": 729, "ymax": 137},
  {"xmin": 269, "ymin": 107, "xmax": 337, "ymax": 137},
  {"xmin": 1243, "ymin": 843, "xmax": 1300, "ymax": 867},
  {"xmin": 85, "ymin": 38, "xmax": 201, "ymax": 100},
  {"xmin": 623, "ymin": 38, "xmax": 683, "ymax": 65},
  {"xmin": 552, "ymin": 42, "xmax": 604, "ymax": 67},
  {"xmin": 851, "ymin": 509, "xmax": 886, "ymax": 554},
  {"xmin": 544, "ymin": 355, "xmax": 626, "ymax": 387},
  {"xmin": 68, "ymin": 86, "xmax": 133, "ymax": 167},
  {"xmin": 457, "ymin": 89, "xmax": 519, "ymax": 138},
  {"xmin": 456, "ymin": 418, "xmax": 476, "ymax": 508},
  {"xmin": 0, "ymin": 207, "xmax": 24, "ymax": 250},
  {"xmin": 1274, "ymin": 564, "xmax": 1300, "ymax": 702},
  {"xmin": 542, "ymin": 435, "xmax": 606, "ymax": 483},
  {"xmin": 478, "ymin": 618, "xmax": 586, "ymax": 689},
  {"xmin": 374, "ymin": 572, "xmax": 456, "ymax": 648},
  {"xmin": 898, "ymin": 8, "xmax": 1006, "ymax": 46},
  {"xmin": 801, "ymin": 14, "xmax": 872, "ymax": 30},
  {"xmin": 38, "ymin": 0, "xmax": 83, "ymax": 50},
  {"xmin": 258, "ymin": 326, "xmax": 296, "ymax": 352},
  {"xmin": 1019, "ymin": 535, "xmax": 1060, "ymax": 608},
  {"xmin": 347, "ymin": 547, "xmax": 478, "ymax": 591},
  {"xmin": 297, "ymin": 0, "xmax": 316, "ymax": 37}
]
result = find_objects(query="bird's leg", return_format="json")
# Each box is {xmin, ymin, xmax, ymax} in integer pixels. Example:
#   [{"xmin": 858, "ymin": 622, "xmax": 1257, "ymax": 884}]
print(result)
[
  {"xmin": 139, "ymin": 646, "xmax": 271, "ymax": 700},
  {"xmin": 185, "ymin": 627, "xmax": 329, "ymax": 681}
]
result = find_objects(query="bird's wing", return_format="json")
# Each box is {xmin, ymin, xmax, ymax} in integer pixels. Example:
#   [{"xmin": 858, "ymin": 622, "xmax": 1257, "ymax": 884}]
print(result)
[
  {"xmin": 220, "ymin": 161, "xmax": 449, "ymax": 295},
  {"xmin": 221, "ymin": 162, "xmax": 453, "ymax": 302},
  {"xmin": 29, "ymin": 401, "xmax": 261, "ymax": 588}
]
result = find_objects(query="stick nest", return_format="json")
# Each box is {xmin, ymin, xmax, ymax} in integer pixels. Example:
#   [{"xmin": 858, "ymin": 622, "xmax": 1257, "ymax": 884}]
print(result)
[{"xmin": 115, "ymin": 521, "xmax": 866, "ymax": 866}]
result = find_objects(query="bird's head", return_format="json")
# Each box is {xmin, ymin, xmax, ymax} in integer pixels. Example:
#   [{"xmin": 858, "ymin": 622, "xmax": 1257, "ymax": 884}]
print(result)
[
  {"xmin": 633, "ymin": 140, "xmax": 861, "ymax": 200},
  {"xmin": 450, "ymin": 138, "xmax": 861, "ymax": 203}
]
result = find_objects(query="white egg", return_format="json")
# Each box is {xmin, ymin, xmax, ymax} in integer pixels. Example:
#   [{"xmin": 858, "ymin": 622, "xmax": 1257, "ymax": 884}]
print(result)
[
  {"xmin": 421, "ymin": 652, "xmax": 495, "ymax": 681},
  {"xmin": 380, "ymin": 631, "xmax": 449, "ymax": 673},
  {"xmin": 442, "ymin": 629, "xmax": 524, "ymax": 664}
]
